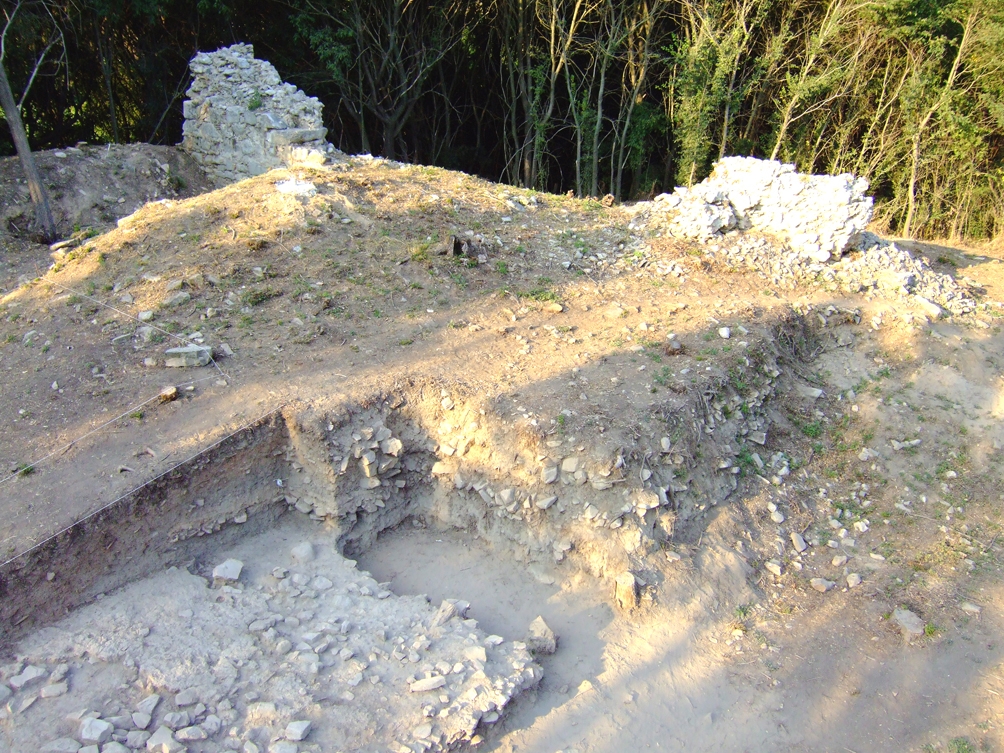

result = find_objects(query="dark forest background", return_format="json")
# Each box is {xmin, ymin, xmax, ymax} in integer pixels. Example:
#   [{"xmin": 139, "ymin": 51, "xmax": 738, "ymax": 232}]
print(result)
[{"xmin": 3, "ymin": 0, "xmax": 1004, "ymax": 241}]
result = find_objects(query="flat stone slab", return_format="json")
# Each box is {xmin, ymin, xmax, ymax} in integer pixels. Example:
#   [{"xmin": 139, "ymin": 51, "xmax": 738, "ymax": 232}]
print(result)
[{"xmin": 164, "ymin": 345, "xmax": 213, "ymax": 368}]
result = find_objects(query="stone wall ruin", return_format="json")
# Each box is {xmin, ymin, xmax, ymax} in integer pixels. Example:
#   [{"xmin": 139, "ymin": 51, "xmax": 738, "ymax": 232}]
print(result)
[{"xmin": 181, "ymin": 43, "xmax": 333, "ymax": 185}]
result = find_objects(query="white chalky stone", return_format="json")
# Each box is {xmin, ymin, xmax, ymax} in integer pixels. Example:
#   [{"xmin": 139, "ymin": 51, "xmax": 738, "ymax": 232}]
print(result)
[
  {"xmin": 79, "ymin": 718, "xmax": 114, "ymax": 744},
  {"xmin": 212, "ymin": 558, "xmax": 243, "ymax": 582},
  {"xmin": 285, "ymin": 720, "xmax": 312, "ymax": 741},
  {"xmin": 410, "ymin": 676, "xmax": 446, "ymax": 692}
]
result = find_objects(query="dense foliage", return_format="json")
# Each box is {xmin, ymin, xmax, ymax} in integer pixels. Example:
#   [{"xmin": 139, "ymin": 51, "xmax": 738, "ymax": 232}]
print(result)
[{"xmin": 3, "ymin": 0, "xmax": 1004, "ymax": 241}]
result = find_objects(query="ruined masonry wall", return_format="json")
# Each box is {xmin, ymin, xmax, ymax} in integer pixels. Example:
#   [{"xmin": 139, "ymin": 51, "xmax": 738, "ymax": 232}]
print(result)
[{"xmin": 181, "ymin": 43, "xmax": 331, "ymax": 185}]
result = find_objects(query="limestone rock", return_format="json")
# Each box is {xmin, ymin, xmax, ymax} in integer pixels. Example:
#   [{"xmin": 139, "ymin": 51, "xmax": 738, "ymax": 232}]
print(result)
[
  {"xmin": 810, "ymin": 577, "xmax": 835, "ymax": 593},
  {"xmin": 893, "ymin": 608, "xmax": 925, "ymax": 637},
  {"xmin": 145, "ymin": 725, "xmax": 184, "ymax": 753},
  {"xmin": 285, "ymin": 721, "xmax": 311, "ymax": 741},
  {"xmin": 430, "ymin": 600, "xmax": 459, "ymax": 627},
  {"xmin": 409, "ymin": 676, "xmax": 447, "ymax": 693},
  {"xmin": 175, "ymin": 726, "xmax": 206, "ymax": 742},
  {"xmin": 79, "ymin": 718, "xmax": 114, "ymax": 744},
  {"xmin": 614, "ymin": 571, "xmax": 639, "ymax": 610},
  {"xmin": 127, "ymin": 731, "xmax": 151, "ymax": 748},
  {"xmin": 162, "ymin": 291, "xmax": 191, "ymax": 308},
  {"xmin": 9, "ymin": 664, "xmax": 47, "ymax": 690},
  {"xmin": 164, "ymin": 345, "xmax": 212, "ymax": 368},
  {"xmin": 132, "ymin": 713, "xmax": 152, "ymax": 730},
  {"xmin": 136, "ymin": 695, "xmax": 161, "ymax": 716},
  {"xmin": 525, "ymin": 616, "xmax": 557, "ymax": 655},
  {"xmin": 212, "ymin": 559, "xmax": 243, "ymax": 583},
  {"xmin": 40, "ymin": 682, "xmax": 68, "ymax": 697}
]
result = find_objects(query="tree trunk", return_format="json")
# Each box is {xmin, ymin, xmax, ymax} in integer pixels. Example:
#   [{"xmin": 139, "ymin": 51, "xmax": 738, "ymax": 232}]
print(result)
[{"xmin": 0, "ymin": 60, "xmax": 56, "ymax": 241}]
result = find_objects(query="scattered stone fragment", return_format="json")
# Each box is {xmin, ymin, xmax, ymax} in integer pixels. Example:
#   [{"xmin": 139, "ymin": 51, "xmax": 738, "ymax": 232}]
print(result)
[
  {"xmin": 162, "ymin": 291, "xmax": 191, "ymax": 308},
  {"xmin": 10, "ymin": 664, "xmax": 47, "ymax": 690},
  {"xmin": 718, "ymin": 327, "xmax": 731, "ymax": 339},
  {"xmin": 893, "ymin": 608, "xmax": 926, "ymax": 637},
  {"xmin": 831, "ymin": 555, "xmax": 848, "ymax": 567},
  {"xmin": 158, "ymin": 386, "xmax": 179, "ymax": 403},
  {"xmin": 542, "ymin": 465, "xmax": 559, "ymax": 484},
  {"xmin": 174, "ymin": 689, "xmax": 198, "ymax": 707},
  {"xmin": 16, "ymin": 694, "xmax": 38, "ymax": 713},
  {"xmin": 162, "ymin": 711, "xmax": 190, "ymax": 730},
  {"xmin": 409, "ymin": 676, "xmax": 447, "ymax": 693},
  {"xmin": 790, "ymin": 532, "xmax": 808, "ymax": 552},
  {"xmin": 770, "ymin": 510, "xmax": 785, "ymax": 524},
  {"xmin": 847, "ymin": 573, "xmax": 862, "ymax": 588},
  {"xmin": 164, "ymin": 345, "xmax": 212, "ymax": 368},
  {"xmin": 175, "ymin": 726, "xmax": 207, "ymax": 742},
  {"xmin": 285, "ymin": 720, "xmax": 312, "ymax": 741},
  {"xmin": 146, "ymin": 725, "xmax": 185, "ymax": 753},
  {"xmin": 212, "ymin": 558, "xmax": 243, "ymax": 583},
  {"xmin": 810, "ymin": 578, "xmax": 835, "ymax": 593},
  {"xmin": 136, "ymin": 695, "xmax": 161, "ymax": 716},
  {"xmin": 138, "ymin": 311, "xmax": 155, "ymax": 322},
  {"xmin": 525, "ymin": 616, "xmax": 558, "ymax": 655},
  {"xmin": 614, "ymin": 571, "xmax": 639, "ymax": 610},
  {"xmin": 271, "ymin": 743, "xmax": 298, "ymax": 753},
  {"xmin": 132, "ymin": 712, "xmax": 152, "ymax": 730},
  {"xmin": 310, "ymin": 575, "xmax": 333, "ymax": 590},
  {"xmin": 796, "ymin": 384, "xmax": 824, "ymax": 399},
  {"xmin": 40, "ymin": 682, "xmax": 68, "ymax": 698},
  {"xmin": 464, "ymin": 646, "xmax": 487, "ymax": 663},
  {"xmin": 960, "ymin": 602, "xmax": 982, "ymax": 616},
  {"xmin": 430, "ymin": 600, "xmax": 459, "ymax": 627},
  {"xmin": 535, "ymin": 495, "xmax": 557, "ymax": 510},
  {"xmin": 413, "ymin": 723, "xmax": 433, "ymax": 739},
  {"xmin": 127, "ymin": 730, "xmax": 151, "ymax": 748},
  {"xmin": 103, "ymin": 743, "xmax": 130, "ymax": 753},
  {"xmin": 79, "ymin": 718, "xmax": 114, "ymax": 745},
  {"xmin": 765, "ymin": 560, "xmax": 782, "ymax": 576}
]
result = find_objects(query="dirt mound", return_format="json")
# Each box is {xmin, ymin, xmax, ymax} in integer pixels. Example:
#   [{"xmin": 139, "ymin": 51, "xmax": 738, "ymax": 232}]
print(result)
[{"xmin": 0, "ymin": 143, "xmax": 212, "ymax": 295}]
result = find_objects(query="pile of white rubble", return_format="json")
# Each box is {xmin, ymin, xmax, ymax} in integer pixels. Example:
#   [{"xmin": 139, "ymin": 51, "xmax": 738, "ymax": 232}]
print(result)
[
  {"xmin": 628, "ymin": 157, "xmax": 979, "ymax": 317},
  {"xmin": 633, "ymin": 156, "xmax": 873, "ymax": 262}
]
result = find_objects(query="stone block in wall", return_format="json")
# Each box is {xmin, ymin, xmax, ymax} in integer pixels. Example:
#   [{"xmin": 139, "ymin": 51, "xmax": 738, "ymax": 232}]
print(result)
[{"xmin": 267, "ymin": 128, "xmax": 328, "ymax": 147}]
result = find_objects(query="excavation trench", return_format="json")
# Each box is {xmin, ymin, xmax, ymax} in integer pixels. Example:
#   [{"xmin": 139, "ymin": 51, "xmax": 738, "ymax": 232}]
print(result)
[{"xmin": 0, "ymin": 318, "xmax": 811, "ymax": 751}]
